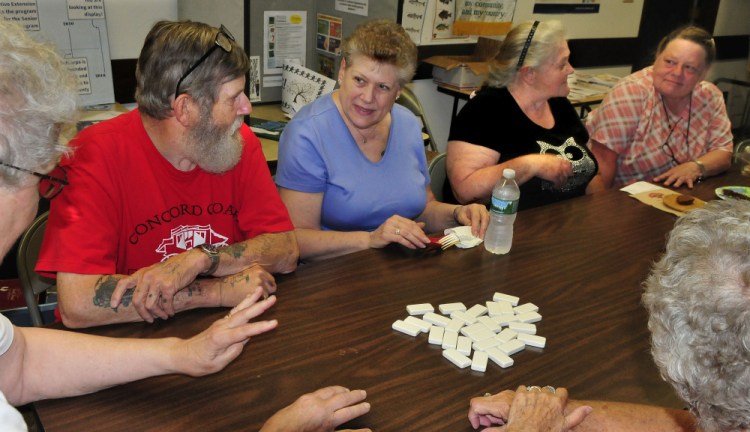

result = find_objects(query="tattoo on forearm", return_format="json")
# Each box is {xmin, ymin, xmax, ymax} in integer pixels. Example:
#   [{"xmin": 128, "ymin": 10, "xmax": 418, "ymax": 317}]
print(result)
[
  {"xmin": 223, "ymin": 242, "xmax": 247, "ymax": 259},
  {"xmin": 92, "ymin": 275, "xmax": 132, "ymax": 311}
]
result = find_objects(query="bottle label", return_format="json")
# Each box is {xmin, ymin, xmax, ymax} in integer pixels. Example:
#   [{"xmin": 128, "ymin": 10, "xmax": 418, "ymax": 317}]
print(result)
[{"xmin": 490, "ymin": 197, "xmax": 519, "ymax": 215}]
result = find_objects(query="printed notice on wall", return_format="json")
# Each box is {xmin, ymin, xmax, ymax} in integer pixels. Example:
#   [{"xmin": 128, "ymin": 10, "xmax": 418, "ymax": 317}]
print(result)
[
  {"xmin": 0, "ymin": 0, "xmax": 114, "ymax": 106},
  {"xmin": 335, "ymin": 0, "xmax": 368, "ymax": 17},
  {"xmin": 263, "ymin": 10, "xmax": 307, "ymax": 78},
  {"xmin": 454, "ymin": 0, "xmax": 516, "ymax": 36}
]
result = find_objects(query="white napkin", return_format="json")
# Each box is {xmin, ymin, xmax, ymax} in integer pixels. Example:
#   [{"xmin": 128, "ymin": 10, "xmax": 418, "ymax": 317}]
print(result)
[{"xmin": 444, "ymin": 226, "xmax": 483, "ymax": 249}]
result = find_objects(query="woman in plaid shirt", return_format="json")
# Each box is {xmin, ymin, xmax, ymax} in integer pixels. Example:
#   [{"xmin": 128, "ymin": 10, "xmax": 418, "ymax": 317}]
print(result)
[{"xmin": 588, "ymin": 26, "xmax": 733, "ymax": 189}]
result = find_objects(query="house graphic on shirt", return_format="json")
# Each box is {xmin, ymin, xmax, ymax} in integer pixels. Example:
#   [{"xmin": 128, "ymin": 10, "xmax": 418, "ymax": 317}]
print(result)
[{"xmin": 156, "ymin": 224, "xmax": 229, "ymax": 260}]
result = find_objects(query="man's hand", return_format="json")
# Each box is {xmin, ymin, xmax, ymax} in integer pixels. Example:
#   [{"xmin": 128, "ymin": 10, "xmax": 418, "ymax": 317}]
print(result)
[
  {"xmin": 110, "ymin": 249, "xmax": 206, "ymax": 322},
  {"xmin": 174, "ymin": 287, "xmax": 278, "ymax": 377},
  {"xmin": 218, "ymin": 263, "xmax": 276, "ymax": 307},
  {"xmin": 261, "ymin": 386, "xmax": 371, "ymax": 432}
]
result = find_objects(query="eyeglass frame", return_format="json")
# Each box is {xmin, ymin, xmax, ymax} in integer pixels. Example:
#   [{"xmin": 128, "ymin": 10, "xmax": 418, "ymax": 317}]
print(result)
[
  {"xmin": 0, "ymin": 161, "xmax": 69, "ymax": 199},
  {"xmin": 174, "ymin": 24, "xmax": 235, "ymax": 99}
]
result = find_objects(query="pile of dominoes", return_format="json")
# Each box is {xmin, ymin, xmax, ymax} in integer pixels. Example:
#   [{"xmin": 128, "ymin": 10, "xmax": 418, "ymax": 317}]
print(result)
[{"xmin": 391, "ymin": 292, "xmax": 546, "ymax": 372}]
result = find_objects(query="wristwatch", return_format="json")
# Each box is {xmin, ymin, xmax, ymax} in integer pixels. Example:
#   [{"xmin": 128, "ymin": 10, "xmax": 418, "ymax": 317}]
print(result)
[
  {"xmin": 197, "ymin": 244, "xmax": 220, "ymax": 276},
  {"xmin": 692, "ymin": 159, "xmax": 706, "ymax": 181}
]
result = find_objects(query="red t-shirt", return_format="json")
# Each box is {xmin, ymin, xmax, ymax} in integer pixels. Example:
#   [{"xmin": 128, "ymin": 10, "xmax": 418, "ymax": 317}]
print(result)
[{"xmin": 37, "ymin": 109, "xmax": 293, "ymax": 276}]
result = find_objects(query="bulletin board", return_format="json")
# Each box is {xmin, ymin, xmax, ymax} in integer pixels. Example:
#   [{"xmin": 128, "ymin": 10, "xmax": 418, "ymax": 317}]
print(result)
[{"xmin": 247, "ymin": 0, "xmax": 400, "ymax": 103}]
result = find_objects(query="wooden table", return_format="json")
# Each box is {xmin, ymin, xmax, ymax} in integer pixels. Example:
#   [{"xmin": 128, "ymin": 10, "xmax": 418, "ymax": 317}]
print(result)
[{"xmin": 34, "ymin": 171, "xmax": 746, "ymax": 431}]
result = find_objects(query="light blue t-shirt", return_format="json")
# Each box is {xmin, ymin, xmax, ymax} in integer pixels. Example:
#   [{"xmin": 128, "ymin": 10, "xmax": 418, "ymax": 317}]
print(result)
[{"xmin": 276, "ymin": 93, "xmax": 430, "ymax": 232}]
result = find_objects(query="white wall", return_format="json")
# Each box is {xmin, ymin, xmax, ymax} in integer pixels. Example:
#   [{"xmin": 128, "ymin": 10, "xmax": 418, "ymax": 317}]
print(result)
[
  {"xmin": 105, "ymin": 0, "xmax": 178, "ymax": 59},
  {"xmin": 512, "ymin": 0, "xmax": 644, "ymax": 39}
]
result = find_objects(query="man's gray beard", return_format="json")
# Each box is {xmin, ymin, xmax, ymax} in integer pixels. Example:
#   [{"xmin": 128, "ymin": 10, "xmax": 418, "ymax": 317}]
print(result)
[{"xmin": 186, "ymin": 115, "xmax": 244, "ymax": 174}]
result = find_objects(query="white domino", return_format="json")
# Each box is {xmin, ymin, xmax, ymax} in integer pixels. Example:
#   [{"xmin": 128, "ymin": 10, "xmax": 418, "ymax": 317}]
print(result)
[
  {"xmin": 515, "ymin": 311, "xmax": 542, "ymax": 324},
  {"xmin": 443, "ymin": 349, "xmax": 471, "ymax": 368},
  {"xmin": 477, "ymin": 316, "xmax": 501, "ymax": 333},
  {"xmin": 495, "ymin": 328, "xmax": 518, "ymax": 343},
  {"xmin": 439, "ymin": 302, "xmax": 467, "ymax": 314},
  {"xmin": 457, "ymin": 336, "xmax": 472, "ymax": 356},
  {"xmin": 518, "ymin": 333, "xmax": 547, "ymax": 348},
  {"xmin": 486, "ymin": 301, "xmax": 514, "ymax": 317},
  {"xmin": 446, "ymin": 317, "xmax": 465, "ymax": 333},
  {"xmin": 466, "ymin": 304, "xmax": 488, "ymax": 318},
  {"xmin": 406, "ymin": 303, "xmax": 434, "ymax": 315},
  {"xmin": 508, "ymin": 322, "xmax": 537, "ymax": 335},
  {"xmin": 513, "ymin": 303, "xmax": 539, "ymax": 314},
  {"xmin": 461, "ymin": 323, "xmax": 496, "ymax": 342},
  {"xmin": 423, "ymin": 312, "xmax": 452, "ymax": 327},
  {"xmin": 428, "ymin": 325, "xmax": 444, "ymax": 345},
  {"xmin": 404, "ymin": 316, "xmax": 432, "ymax": 333},
  {"xmin": 499, "ymin": 339, "xmax": 525, "ymax": 356},
  {"xmin": 493, "ymin": 313, "xmax": 519, "ymax": 326},
  {"xmin": 392, "ymin": 320, "xmax": 421, "ymax": 336},
  {"xmin": 493, "ymin": 292, "xmax": 519, "ymax": 306},
  {"xmin": 451, "ymin": 310, "xmax": 478, "ymax": 325},
  {"xmin": 487, "ymin": 347, "xmax": 514, "ymax": 368},
  {"xmin": 473, "ymin": 336, "xmax": 502, "ymax": 352},
  {"xmin": 471, "ymin": 351, "xmax": 489, "ymax": 372},
  {"xmin": 442, "ymin": 329, "xmax": 459, "ymax": 350}
]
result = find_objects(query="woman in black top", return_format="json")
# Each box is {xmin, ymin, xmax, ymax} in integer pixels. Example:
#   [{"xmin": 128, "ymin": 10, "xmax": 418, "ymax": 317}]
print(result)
[{"xmin": 446, "ymin": 20, "xmax": 604, "ymax": 210}]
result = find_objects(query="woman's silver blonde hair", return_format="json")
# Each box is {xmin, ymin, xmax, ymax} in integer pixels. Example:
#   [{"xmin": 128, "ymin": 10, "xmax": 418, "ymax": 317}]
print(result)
[
  {"xmin": 486, "ymin": 20, "xmax": 567, "ymax": 88},
  {"xmin": 643, "ymin": 199, "xmax": 750, "ymax": 432}
]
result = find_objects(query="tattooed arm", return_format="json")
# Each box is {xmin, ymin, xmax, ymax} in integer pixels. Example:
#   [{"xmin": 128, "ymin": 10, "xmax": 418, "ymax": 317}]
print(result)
[{"xmin": 57, "ymin": 262, "xmax": 275, "ymax": 328}]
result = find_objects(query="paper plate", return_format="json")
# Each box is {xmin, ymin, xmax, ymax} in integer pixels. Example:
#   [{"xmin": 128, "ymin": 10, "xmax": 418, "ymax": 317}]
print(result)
[{"xmin": 715, "ymin": 186, "xmax": 750, "ymax": 200}]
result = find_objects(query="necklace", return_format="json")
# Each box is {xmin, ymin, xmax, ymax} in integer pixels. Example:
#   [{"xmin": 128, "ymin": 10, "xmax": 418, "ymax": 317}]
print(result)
[{"xmin": 660, "ymin": 93, "xmax": 692, "ymax": 166}]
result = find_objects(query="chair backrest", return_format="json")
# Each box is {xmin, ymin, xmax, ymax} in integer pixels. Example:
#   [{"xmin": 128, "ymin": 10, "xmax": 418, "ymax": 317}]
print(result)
[
  {"xmin": 428, "ymin": 152, "xmax": 448, "ymax": 202},
  {"xmin": 16, "ymin": 211, "xmax": 55, "ymax": 327},
  {"xmin": 396, "ymin": 86, "xmax": 438, "ymax": 152}
]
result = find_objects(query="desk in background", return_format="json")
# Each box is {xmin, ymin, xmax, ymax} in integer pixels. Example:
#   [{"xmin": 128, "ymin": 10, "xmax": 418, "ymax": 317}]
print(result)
[
  {"xmin": 437, "ymin": 74, "xmax": 619, "ymax": 123},
  {"xmin": 249, "ymin": 103, "xmax": 287, "ymax": 171},
  {"xmin": 34, "ymin": 177, "xmax": 724, "ymax": 431}
]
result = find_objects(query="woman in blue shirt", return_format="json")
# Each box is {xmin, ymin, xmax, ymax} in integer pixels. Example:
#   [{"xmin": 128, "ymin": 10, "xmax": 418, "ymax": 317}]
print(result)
[{"xmin": 276, "ymin": 20, "xmax": 488, "ymax": 261}]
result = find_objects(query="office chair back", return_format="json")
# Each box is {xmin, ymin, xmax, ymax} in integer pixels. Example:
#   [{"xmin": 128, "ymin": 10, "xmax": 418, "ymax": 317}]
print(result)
[
  {"xmin": 428, "ymin": 152, "xmax": 448, "ymax": 202},
  {"xmin": 396, "ymin": 86, "xmax": 439, "ymax": 152},
  {"xmin": 17, "ymin": 211, "xmax": 55, "ymax": 327}
]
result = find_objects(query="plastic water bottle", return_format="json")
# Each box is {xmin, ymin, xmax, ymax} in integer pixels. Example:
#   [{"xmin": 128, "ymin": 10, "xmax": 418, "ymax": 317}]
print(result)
[{"xmin": 484, "ymin": 168, "xmax": 520, "ymax": 254}]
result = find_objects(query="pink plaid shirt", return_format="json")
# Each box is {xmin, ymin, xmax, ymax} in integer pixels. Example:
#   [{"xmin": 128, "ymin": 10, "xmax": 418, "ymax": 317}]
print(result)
[{"xmin": 587, "ymin": 67, "xmax": 733, "ymax": 187}]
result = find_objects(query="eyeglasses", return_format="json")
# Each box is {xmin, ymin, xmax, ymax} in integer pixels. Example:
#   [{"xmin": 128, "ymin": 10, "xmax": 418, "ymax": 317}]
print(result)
[
  {"xmin": 174, "ymin": 24, "xmax": 235, "ymax": 98},
  {"xmin": 0, "ymin": 161, "xmax": 69, "ymax": 199}
]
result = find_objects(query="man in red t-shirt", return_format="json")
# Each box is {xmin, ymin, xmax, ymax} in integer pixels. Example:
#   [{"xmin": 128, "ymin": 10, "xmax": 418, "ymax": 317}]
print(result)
[{"xmin": 37, "ymin": 21, "xmax": 299, "ymax": 328}]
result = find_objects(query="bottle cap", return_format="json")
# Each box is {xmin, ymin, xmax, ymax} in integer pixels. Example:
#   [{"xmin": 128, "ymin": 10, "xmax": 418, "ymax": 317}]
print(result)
[{"xmin": 503, "ymin": 168, "xmax": 516, "ymax": 179}]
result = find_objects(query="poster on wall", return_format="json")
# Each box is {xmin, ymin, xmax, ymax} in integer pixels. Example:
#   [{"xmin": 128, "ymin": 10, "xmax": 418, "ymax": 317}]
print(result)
[
  {"xmin": 0, "ymin": 0, "xmax": 115, "ymax": 106},
  {"xmin": 402, "ymin": 0, "xmax": 428, "ymax": 44},
  {"xmin": 432, "ymin": 0, "xmax": 456, "ymax": 40},
  {"xmin": 318, "ymin": 54, "xmax": 336, "ymax": 79},
  {"xmin": 317, "ymin": 14, "xmax": 343, "ymax": 56},
  {"xmin": 453, "ymin": 0, "xmax": 516, "ymax": 36},
  {"xmin": 281, "ymin": 62, "xmax": 337, "ymax": 117},
  {"xmin": 249, "ymin": 56, "xmax": 261, "ymax": 102},
  {"xmin": 263, "ymin": 10, "xmax": 307, "ymax": 79},
  {"xmin": 533, "ymin": 0, "xmax": 599, "ymax": 14}
]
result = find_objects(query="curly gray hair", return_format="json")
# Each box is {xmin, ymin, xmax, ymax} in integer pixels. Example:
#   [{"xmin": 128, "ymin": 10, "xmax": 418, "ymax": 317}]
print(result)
[
  {"xmin": 0, "ymin": 20, "xmax": 78, "ymax": 188},
  {"xmin": 643, "ymin": 199, "xmax": 750, "ymax": 432},
  {"xmin": 486, "ymin": 20, "xmax": 567, "ymax": 89}
]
